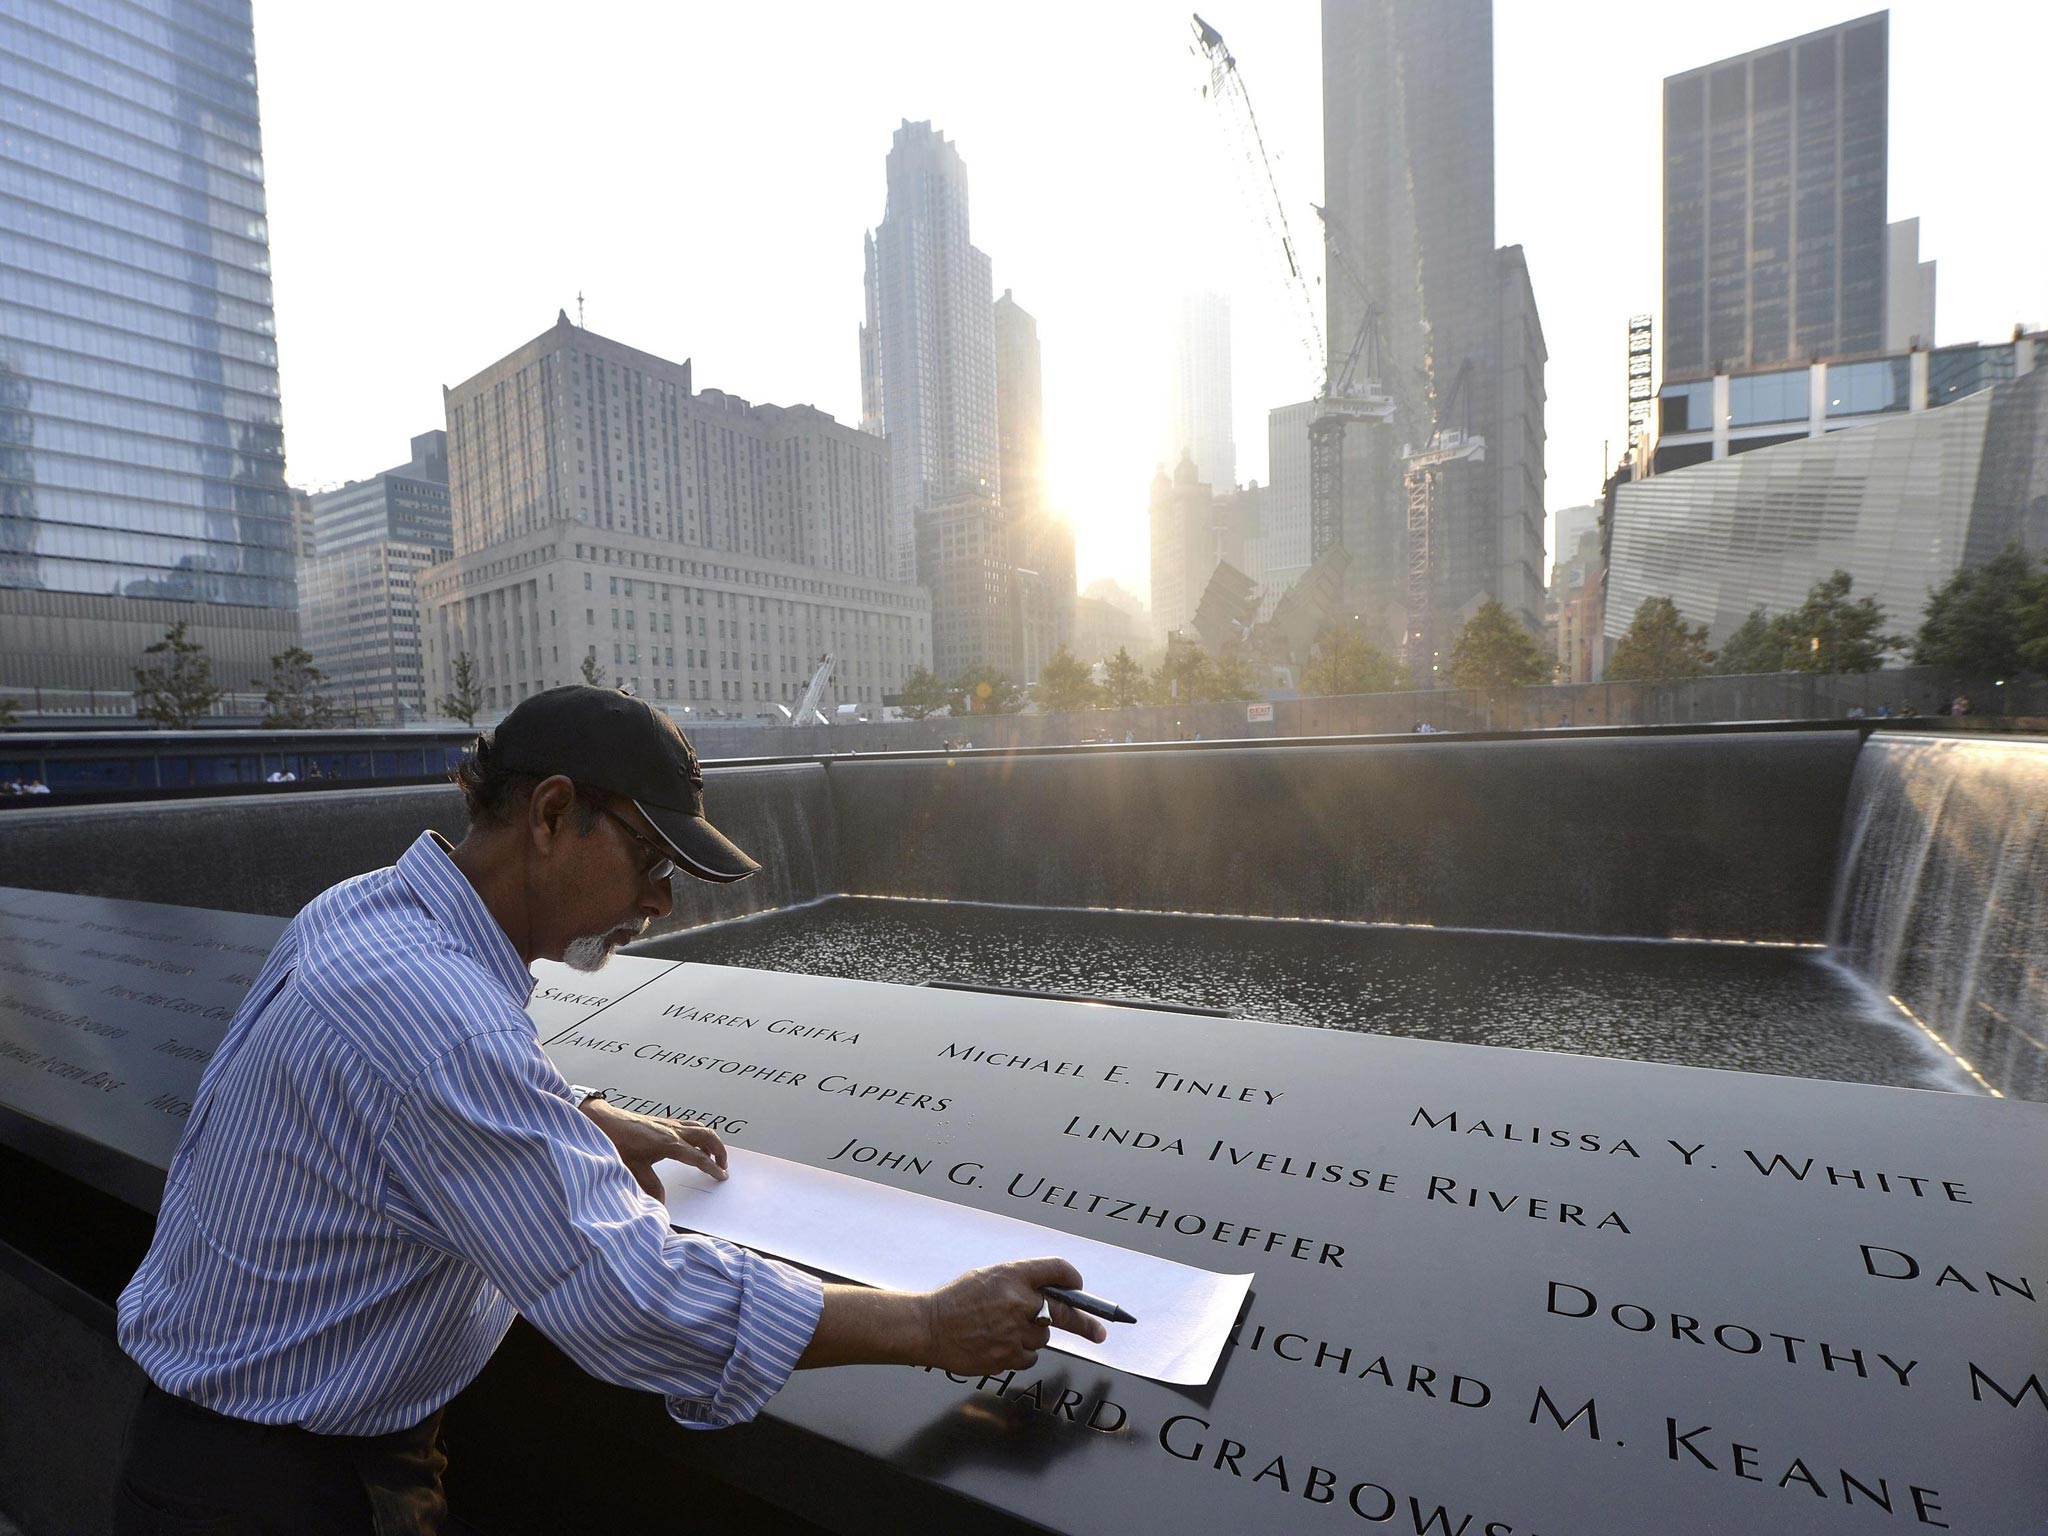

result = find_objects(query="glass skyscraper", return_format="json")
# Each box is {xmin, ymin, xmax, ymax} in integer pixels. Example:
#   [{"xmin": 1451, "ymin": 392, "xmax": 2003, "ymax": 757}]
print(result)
[
  {"xmin": 1319, "ymin": 0, "xmax": 1547, "ymax": 668},
  {"xmin": 1662, "ymin": 12, "xmax": 1890, "ymax": 382},
  {"xmin": 1, "ymin": 0, "xmax": 293, "ymax": 708}
]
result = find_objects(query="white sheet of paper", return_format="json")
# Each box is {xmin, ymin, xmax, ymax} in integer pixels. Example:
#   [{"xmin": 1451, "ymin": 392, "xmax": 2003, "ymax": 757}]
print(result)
[{"xmin": 661, "ymin": 1146, "xmax": 1251, "ymax": 1386}]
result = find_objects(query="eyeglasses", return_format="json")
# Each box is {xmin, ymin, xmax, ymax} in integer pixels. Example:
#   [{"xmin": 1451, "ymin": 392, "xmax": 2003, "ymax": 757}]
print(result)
[{"xmin": 595, "ymin": 803, "xmax": 677, "ymax": 883}]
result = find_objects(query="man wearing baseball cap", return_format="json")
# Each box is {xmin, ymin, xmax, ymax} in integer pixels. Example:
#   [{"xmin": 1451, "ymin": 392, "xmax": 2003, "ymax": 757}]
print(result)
[{"xmin": 114, "ymin": 686, "xmax": 1103, "ymax": 1534}]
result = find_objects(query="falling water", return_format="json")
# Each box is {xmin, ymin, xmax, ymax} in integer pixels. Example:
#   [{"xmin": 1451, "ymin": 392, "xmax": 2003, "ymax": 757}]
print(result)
[{"xmin": 1829, "ymin": 733, "xmax": 2048, "ymax": 1100}]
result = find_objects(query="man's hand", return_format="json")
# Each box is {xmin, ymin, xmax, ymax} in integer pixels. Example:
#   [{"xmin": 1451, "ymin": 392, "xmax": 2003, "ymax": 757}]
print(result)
[
  {"xmin": 922, "ymin": 1257, "xmax": 1108, "ymax": 1373},
  {"xmin": 579, "ymin": 1097, "xmax": 728, "ymax": 1199},
  {"xmin": 798, "ymin": 1257, "xmax": 1108, "ymax": 1372}
]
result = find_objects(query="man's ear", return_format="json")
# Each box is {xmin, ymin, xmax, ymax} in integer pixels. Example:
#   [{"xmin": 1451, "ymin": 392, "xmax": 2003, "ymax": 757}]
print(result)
[{"xmin": 527, "ymin": 775, "xmax": 581, "ymax": 854}]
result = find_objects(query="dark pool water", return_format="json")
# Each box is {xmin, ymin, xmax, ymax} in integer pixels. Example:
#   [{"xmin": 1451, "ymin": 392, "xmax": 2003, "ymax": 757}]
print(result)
[{"xmin": 637, "ymin": 897, "xmax": 1972, "ymax": 1095}]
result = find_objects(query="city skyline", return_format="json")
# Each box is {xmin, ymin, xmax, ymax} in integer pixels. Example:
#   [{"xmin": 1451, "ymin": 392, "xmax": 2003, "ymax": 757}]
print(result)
[{"xmin": 253, "ymin": 1, "xmax": 2048, "ymax": 604}]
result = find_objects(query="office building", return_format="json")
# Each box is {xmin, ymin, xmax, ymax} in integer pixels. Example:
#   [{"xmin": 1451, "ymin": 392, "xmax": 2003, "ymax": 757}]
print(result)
[
  {"xmin": 421, "ymin": 314, "xmax": 928, "ymax": 719},
  {"xmin": 1608, "ymin": 334, "xmax": 2045, "ymax": 650},
  {"xmin": 1251, "ymin": 400, "xmax": 1315, "ymax": 617},
  {"xmin": 1165, "ymin": 293, "xmax": 1235, "ymax": 492},
  {"xmin": 1551, "ymin": 504, "xmax": 1598, "ymax": 568},
  {"xmin": 1073, "ymin": 591, "xmax": 1143, "ymax": 665},
  {"xmin": 1662, "ymin": 13, "xmax": 1911, "ymax": 381},
  {"xmin": 916, "ymin": 490, "xmax": 1014, "ymax": 681},
  {"xmin": 299, "ymin": 433, "xmax": 452, "ymax": 724},
  {"xmin": 1319, "ymin": 0, "xmax": 1546, "ymax": 657},
  {"xmin": 308, "ymin": 431, "xmax": 448, "ymax": 554},
  {"xmin": 0, "ymin": 0, "xmax": 295, "ymax": 713},
  {"xmin": 1148, "ymin": 455, "xmax": 1257, "ymax": 641},
  {"xmin": 995, "ymin": 290, "xmax": 1073, "ymax": 681},
  {"xmin": 1651, "ymin": 332, "xmax": 2043, "ymax": 475},
  {"xmin": 1885, "ymin": 217, "xmax": 1937, "ymax": 352},
  {"xmin": 1552, "ymin": 523, "xmax": 1606, "ymax": 684},
  {"xmin": 861, "ymin": 121, "xmax": 1000, "ymax": 584}
]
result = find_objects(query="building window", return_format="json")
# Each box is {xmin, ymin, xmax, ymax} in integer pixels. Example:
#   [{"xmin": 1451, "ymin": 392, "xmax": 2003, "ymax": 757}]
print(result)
[
  {"xmin": 1659, "ymin": 380, "xmax": 1713, "ymax": 435},
  {"xmin": 1727, "ymin": 369, "xmax": 1807, "ymax": 428},
  {"xmin": 1826, "ymin": 358, "xmax": 1910, "ymax": 418}
]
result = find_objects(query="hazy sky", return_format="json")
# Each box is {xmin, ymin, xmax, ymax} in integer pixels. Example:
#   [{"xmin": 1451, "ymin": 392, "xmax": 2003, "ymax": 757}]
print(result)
[{"xmin": 254, "ymin": 2, "xmax": 2047, "ymax": 602}]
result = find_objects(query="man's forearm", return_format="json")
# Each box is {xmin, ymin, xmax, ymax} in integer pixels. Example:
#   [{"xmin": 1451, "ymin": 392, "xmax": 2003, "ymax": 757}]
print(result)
[{"xmin": 797, "ymin": 1284, "xmax": 935, "ymax": 1369}]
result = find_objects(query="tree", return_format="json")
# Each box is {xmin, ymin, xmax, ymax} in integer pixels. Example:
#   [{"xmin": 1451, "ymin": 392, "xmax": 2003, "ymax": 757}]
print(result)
[
  {"xmin": 579, "ymin": 652, "xmax": 608, "ymax": 687},
  {"xmin": 0, "ymin": 696, "xmax": 17, "ymax": 729},
  {"xmin": 1446, "ymin": 602, "xmax": 1550, "ymax": 690},
  {"xmin": 256, "ymin": 646, "xmax": 336, "ymax": 728},
  {"xmin": 1712, "ymin": 607, "xmax": 1783, "ymax": 675},
  {"xmin": 949, "ymin": 665, "xmax": 1025, "ymax": 715},
  {"xmin": 134, "ymin": 621, "xmax": 222, "ymax": 728},
  {"xmin": 1100, "ymin": 647, "xmax": 1147, "ymax": 710},
  {"xmin": 1032, "ymin": 647, "xmax": 1100, "ymax": 713},
  {"xmin": 1780, "ymin": 571, "xmax": 1899, "ymax": 674},
  {"xmin": 894, "ymin": 666, "xmax": 949, "ymax": 721},
  {"xmin": 2019, "ymin": 566, "xmax": 2048, "ymax": 678},
  {"xmin": 1148, "ymin": 642, "xmax": 1213, "ymax": 706},
  {"xmin": 439, "ymin": 651, "xmax": 483, "ymax": 726},
  {"xmin": 1914, "ymin": 545, "xmax": 2046, "ymax": 678},
  {"xmin": 1606, "ymin": 597, "xmax": 1712, "ymax": 682},
  {"xmin": 1207, "ymin": 651, "xmax": 1265, "ymax": 703},
  {"xmin": 1300, "ymin": 626, "xmax": 1406, "ymax": 696}
]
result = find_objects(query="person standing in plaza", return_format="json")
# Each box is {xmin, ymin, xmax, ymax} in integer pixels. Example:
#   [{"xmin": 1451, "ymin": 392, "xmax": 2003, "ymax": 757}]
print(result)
[{"xmin": 114, "ymin": 685, "xmax": 1102, "ymax": 1534}]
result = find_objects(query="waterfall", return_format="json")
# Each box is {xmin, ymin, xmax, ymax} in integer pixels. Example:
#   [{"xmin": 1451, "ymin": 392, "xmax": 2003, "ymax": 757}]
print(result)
[{"xmin": 1829, "ymin": 733, "xmax": 2048, "ymax": 1100}]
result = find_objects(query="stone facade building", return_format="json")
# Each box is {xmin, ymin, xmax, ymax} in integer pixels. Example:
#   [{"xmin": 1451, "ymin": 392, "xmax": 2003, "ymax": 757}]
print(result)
[{"xmin": 421, "ymin": 315, "xmax": 927, "ymax": 720}]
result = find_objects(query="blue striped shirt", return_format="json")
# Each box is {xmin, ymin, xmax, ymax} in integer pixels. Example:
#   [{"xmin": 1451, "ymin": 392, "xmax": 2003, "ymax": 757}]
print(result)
[{"xmin": 117, "ymin": 831, "xmax": 823, "ymax": 1435}]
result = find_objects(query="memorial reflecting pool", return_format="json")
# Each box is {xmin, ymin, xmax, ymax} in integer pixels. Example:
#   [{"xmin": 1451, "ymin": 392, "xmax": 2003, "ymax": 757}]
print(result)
[{"xmin": 638, "ymin": 897, "xmax": 1975, "ymax": 1096}]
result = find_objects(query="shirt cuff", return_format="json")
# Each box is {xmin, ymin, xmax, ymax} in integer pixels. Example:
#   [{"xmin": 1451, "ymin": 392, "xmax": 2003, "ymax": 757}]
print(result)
[{"xmin": 663, "ymin": 1247, "xmax": 825, "ymax": 1430}]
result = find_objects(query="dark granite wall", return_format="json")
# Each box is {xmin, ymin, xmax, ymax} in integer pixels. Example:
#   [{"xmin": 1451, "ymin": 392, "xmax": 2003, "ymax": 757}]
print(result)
[
  {"xmin": 819, "ymin": 731, "xmax": 1863, "ymax": 941},
  {"xmin": 0, "ymin": 731, "xmax": 1861, "ymax": 942},
  {"xmin": 0, "ymin": 765, "xmax": 839, "ymax": 939}
]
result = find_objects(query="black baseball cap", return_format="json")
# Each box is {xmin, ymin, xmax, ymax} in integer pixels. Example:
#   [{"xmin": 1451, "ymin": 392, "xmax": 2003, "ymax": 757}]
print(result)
[{"xmin": 491, "ymin": 685, "xmax": 760, "ymax": 884}]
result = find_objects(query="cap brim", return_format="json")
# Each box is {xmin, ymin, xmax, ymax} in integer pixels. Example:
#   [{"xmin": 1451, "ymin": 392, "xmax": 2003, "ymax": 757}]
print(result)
[{"xmin": 634, "ymin": 798, "xmax": 761, "ymax": 884}]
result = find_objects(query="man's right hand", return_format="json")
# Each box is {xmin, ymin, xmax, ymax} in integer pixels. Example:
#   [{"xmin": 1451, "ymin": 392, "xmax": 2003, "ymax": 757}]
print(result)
[
  {"xmin": 923, "ymin": 1257, "xmax": 1109, "ymax": 1373},
  {"xmin": 798, "ymin": 1257, "xmax": 1109, "ymax": 1372}
]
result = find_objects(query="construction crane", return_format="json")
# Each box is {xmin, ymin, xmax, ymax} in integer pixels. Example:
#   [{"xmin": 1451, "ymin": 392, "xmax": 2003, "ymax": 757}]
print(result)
[
  {"xmin": 1401, "ymin": 362, "xmax": 1483, "ymax": 684},
  {"xmin": 1191, "ymin": 14, "xmax": 1391, "ymax": 561}
]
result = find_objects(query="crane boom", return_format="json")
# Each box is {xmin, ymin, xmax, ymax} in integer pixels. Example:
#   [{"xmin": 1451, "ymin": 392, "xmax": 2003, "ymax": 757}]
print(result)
[
  {"xmin": 1192, "ymin": 17, "xmax": 1391, "ymax": 567},
  {"xmin": 1191, "ymin": 15, "xmax": 1321, "ymax": 382}
]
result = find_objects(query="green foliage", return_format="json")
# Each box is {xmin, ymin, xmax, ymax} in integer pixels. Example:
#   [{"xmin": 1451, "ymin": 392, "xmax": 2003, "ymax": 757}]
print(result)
[
  {"xmin": 1032, "ymin": 647, "xmax": 1100, "ymax": 713},
  {"xmin": 1778, "ymin": 571, "xmax": 1899, "ymax": 674},
  {"xmin": 438, "ymin": 651, "xmax": 483, "ymax": 726},
  {"xmin": 1711, "ymin": 608, "xmax": 1782, "ymax": 675},
  {"xmin": 1605, "ymin": 598, "xmax": 1712, "ymax": 682},
  {"xmin": 894, "ymin": 666, "xmax": 949, "ymax": 721},
  {"xmin": 1148, "ymin": 643, "xmax": 1207, "ymax": 706},
  {"xmin": 1146, "ymin": 641, "xmax": 1264, "ymax": 705},
  {"xmin": 2020, "ymin": 571, "xmax": 2048, "ymax": 678},
  {"xmin": 1099, "ymin": 647, "xmax": 1147, "ymax": 709},
  {"xmin": 949, "ymin": 666, "xmax": 1025, "ymax": 715},
  {"xmin": 256, "ymin": 646, "xmax": 336, "ymax": 729},
  {"xmin": 1710, "ymin": 573, "xmax": 1903, "ymax": 677},
  {"xmin": 133, "ymin": 621, "xmax": 223, "ymax": 728},
  {"xmin": 1446, "ymin": 602, "xmax": 1551, "ymax": 690},
  {"xmin": 0, "ymin": 696, "xmax": 17, "ymax": 728},
  {"xmin": 1913, "ymin": 545, "xmax": 2048, "ymax": 678},
  {"xmin": 1207, "ymin": 651, "xmax": 1264, "ymax": 703},
  {"xmin": 579, "ymin": 652, "xmax": 607, "ymax": 687},
  {"xmin": 1300, "ymin": 626, "xmax": 1407, "ymax": 696}
]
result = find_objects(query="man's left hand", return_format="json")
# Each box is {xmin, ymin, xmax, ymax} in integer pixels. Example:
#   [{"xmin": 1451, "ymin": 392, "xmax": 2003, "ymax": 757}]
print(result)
[{"xmin": 580, "ymin": 1098, "xmax": 729, "ymax": 1199}]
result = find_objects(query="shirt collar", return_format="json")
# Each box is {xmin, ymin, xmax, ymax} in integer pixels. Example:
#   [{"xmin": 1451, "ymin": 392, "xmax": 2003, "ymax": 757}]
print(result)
[{"xmin": 395, "ymin": 831, "xmax": 537, "ymax": 1007}]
